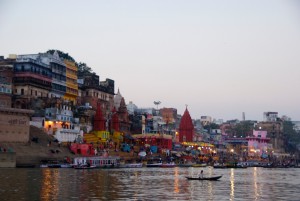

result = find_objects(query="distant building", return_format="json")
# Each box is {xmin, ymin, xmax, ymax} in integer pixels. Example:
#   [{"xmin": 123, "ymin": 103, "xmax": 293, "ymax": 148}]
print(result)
[
  {"xmin": 213, "ymin": 118, "xmax": 224, "ymax": 125},
  {"xmin": 126, "ymin": 101, "xmax": 137, "ymax": 115},
  {"xmin": 292, "ymin": 121, "xmax": 300, "ymax": 132},
  {"xmin": 160, "ymin": 108, "xmax": 177, "ymax": 124},
  {"xmin": 263, "ymin": 112, "xmax": 278, "ymax": 122},
  {"xmin": 200, "ymin": 116, "xmax": 212, "ymax": 126}
]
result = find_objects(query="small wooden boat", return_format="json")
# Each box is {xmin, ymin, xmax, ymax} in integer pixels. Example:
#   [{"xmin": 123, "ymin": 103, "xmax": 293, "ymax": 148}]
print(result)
[{"xmin": 186, "ymin": 175, "xmax": 222, "ymax": 181}]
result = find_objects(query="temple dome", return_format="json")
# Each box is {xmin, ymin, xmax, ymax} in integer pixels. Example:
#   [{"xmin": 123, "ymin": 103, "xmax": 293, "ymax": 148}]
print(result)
[{"xmin": 114, "ymin": 88, "xmax": 123, "ymax": 110}]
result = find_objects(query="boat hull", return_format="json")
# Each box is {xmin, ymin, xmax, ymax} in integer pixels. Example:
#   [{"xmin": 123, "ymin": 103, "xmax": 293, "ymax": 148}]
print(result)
[
  {"xmin": 146, "ymin": 163, "xmax": 163, "ymax": 167},
  {"xmin": 186, "ymin": 175, "xmax": 222, "ymax": 181},
  {"xmin": 119, "ymin": 163, "xmax": 143, "ymax": 168}
]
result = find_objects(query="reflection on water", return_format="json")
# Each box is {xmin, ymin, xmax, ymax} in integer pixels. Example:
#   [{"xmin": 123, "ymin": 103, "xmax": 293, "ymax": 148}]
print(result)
[
  {"xmin": 230, "ymin": 168, "xmax": 234, "ymax": 201},
  {"xmin": 0, "ymin": 167, "xmax": 300, "ymax": 200}
]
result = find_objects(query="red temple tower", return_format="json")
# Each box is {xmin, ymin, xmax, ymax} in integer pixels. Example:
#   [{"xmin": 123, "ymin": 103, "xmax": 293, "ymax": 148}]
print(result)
[
  {"xmin": 93, "ymin": 102, "xmax": 105, "ymax": 131},
  {"xmin": 118, "ymin": 97, "xmax": 130, "ymax": 133},
  {"xmin": 111, "ymin": 107, "xmax": 120, "ymax": 132},
  {"xmin": 179, "ymin": 107, "xmax": 194, "ymax": 142}
]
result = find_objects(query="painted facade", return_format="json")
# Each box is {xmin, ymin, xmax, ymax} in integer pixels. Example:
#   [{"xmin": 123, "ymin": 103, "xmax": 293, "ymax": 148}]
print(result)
[
  {"xmin": 0, "ymin": 58, "xmax": 13, "ymax": 107},
  {"xmin": 0, "ymin": 107, "xmax": 33, "ymax": 142},
  {"xmin": 49, "ymin": 51, "xmax": 66, "ymax": 98},
  {"xmin": 247, "ymin": 130, "xmax": 271, "ymax": 157},
  {"xmin": 13, "ymin": 54, "xmax": 52, "ymax": 109},
  {"xmin": 44, "ymin": 104, "xmax": 81, "ymax": 143},
  {"xmin": 63, "ymin": 59, "xmax": 78, "ymax": 104}
]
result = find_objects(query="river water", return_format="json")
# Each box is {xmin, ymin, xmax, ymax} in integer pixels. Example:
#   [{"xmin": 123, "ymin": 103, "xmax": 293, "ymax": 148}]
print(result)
[{"xmin": 0, "ymin": 167, "xmax": 299, "ymax": 201}]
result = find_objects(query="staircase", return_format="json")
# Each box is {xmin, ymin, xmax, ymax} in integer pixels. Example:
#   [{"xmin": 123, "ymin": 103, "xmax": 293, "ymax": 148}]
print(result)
[{"xmin": 1, "ymin": 126, "xmax": 75, "ymax": 167}]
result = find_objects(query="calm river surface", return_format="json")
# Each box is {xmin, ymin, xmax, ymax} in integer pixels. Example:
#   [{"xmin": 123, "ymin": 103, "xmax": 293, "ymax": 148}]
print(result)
[{"xmin": 0, "ymin": 167, "xmax": 300, "ymax": 201}]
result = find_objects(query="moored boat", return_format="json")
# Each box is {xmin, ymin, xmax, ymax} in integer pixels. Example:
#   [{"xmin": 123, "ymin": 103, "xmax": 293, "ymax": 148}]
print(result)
[
  {"xmin": 119, "ymin": 163, "xmax": 143, "ymax": 168},
  {"xmin": 161, "ymin": 162, "xmax": 176, "ymax": 168},
  {"xmin": 146, "ymin": 157, "xmax": 163, "ymax": 167},
  {"xmin": 40, "ymin": 159, "xmax": 72, "ymax": 168},
  {"xmin": 74, "ymin": 164, "xmax": 97, "ymax": 169},
  {"xmin": 73, "ymin": 156, "xmax": 120, "ymax": 168},
  {"xmin": 147, "ymin": 162, "xmax": 163, "ymax": 167},
  {"xmin": 192, "ymin": 163, "xmax": 207, "ymax": 168}
]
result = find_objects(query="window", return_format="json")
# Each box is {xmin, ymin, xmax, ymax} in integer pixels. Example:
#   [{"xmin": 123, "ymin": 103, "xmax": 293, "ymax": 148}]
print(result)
[{"xmin": 21, "ymin": 89, "xmax": 24, "ymax": 95}]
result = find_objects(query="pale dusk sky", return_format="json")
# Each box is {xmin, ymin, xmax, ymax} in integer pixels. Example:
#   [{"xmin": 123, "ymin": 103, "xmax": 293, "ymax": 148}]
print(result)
[{"xmin": 0, "ymin": 0, "xmax": 300, "ymax": 121}]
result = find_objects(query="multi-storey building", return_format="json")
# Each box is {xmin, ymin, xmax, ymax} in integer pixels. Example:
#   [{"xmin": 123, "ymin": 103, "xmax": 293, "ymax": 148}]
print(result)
[
  {"xmin": 0, "ymin": 56, "xmax": 14, "ymax": 107},
  {"xmin": 49, "ymin": 51, "xmax": 66, "ymax": 98},
  {"xmin": 78, "ymin": 71, "xmax": 114, "ymax": 116},
  {"xmin": 63, "ymin": 59, "xmax": 78, "ymax": 104},
  {"xmin": 126, "ymin": 101, "xmax": 138, "ymax": 115},
  {"xmin": 0, "ymin": 56, "xmax": 34, "ymax": 143},
  {"xmin": 44, "ymin": 103, "xmax": 81, "ymax": 143},
  {"xmin": 200, "ymin": 116, "xmax": 213, "ymax": 126},
  {"xmin": 256, "ymin": 121, "xmax": 284, "ymax": 152},
  {"xmin": 263, "ymin": 112, "xmax": 278, "ymax": 122},
  {"xmin": 13, "ymin": 54, "xmax": 52, "ymax": 109}
]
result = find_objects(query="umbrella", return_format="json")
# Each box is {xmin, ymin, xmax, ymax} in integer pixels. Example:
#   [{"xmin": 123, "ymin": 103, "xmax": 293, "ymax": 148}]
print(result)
[{"xmin": 138, "ymin": 151, "xmax": 147, "ymax": 157}]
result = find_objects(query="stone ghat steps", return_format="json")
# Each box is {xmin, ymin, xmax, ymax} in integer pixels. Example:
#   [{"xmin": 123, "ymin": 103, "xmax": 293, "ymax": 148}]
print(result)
[
  {"xmin": 2, "ymin": 142, "xmax": 73, "ymax": 166},
  {"xmin": 1, "ymin": 126, "xmax": 76, "ymax": 166}
]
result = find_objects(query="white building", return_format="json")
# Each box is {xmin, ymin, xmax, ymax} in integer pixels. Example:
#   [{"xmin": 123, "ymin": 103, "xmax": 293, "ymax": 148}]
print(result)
[
  {"xmin": 127, "ymin": 101, "xmax": 138, "ymax": 115},
  {"xmin": 263, "ymin": 112, "xmax": 278, "ymax": 122},
  {"xmin": 200, "ymin": 116, "xmax": 212, "ymax": 126},
  {"xmin": 44, "ymin": 105, "xmax": 82, "ymax": 142}
]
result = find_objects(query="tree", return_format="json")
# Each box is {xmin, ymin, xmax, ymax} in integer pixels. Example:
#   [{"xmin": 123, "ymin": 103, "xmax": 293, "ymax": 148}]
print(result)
[
  {"xmin": 46, "ymin": 49, "xmax": 75, "ymax": 62},
  {"xmin": 77, "ymin": 62, "xmax": 93, "ymax": 73},
  {"xmin": 203, "ymin": 123, "xmax": 220, "ymax": 132},
  {"xmin": 283, "ymin": 121, "xmax": 300, "ymax": 152},
  {"xmin": 234, "ymin": 121, "xmax": 254, "ymax": 138}
]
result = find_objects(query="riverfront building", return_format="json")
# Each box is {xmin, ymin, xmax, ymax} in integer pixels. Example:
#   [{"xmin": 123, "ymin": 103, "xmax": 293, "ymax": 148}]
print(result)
[
  {"xmin": 63, "ymin": 59, "xmax": 78, "ymax": 104},
  {"xmin": 13, "ymin": 54, "xmax": 52, "ymax": 108},
  {"xmin": 78, "ymin": 71, "xmax": 115, "ymax": 117},
  {"xmin": 49, "ymin": 51, "xmax": 66, "ymax": 98},
  {"xmin": 0, "ymin": 56, "xmax": 14, "ymax": 108}
]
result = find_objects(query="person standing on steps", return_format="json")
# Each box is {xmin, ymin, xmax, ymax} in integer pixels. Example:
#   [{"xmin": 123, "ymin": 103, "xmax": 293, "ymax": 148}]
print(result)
[{"xmin": 199, "ymin": 170, "xmax": 204, "ymax": 179}]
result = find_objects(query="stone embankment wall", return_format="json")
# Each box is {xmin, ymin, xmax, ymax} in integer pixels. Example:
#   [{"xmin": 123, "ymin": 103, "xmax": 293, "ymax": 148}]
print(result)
[{"xmin": 0, "ymin": 152, "xmax": 16, "ymax": 167}]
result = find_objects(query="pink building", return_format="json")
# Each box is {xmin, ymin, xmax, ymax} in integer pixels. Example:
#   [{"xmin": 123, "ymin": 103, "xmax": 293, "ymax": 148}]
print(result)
[{"xmin": 246, "ymin": 130, "xmax": 271, "ymax": 157}]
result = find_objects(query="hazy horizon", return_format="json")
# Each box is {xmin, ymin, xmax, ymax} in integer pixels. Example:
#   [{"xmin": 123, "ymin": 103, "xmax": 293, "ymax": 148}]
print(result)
[{"xmin": 1, "ymin": 0, "xmax": 300, "ymax": 121}]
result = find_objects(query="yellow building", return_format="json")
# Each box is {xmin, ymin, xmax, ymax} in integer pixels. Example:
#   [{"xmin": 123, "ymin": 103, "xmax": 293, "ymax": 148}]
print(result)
[{"xmin": 63, "ymin": 60, "xmax": 78, "ymax": 104}]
